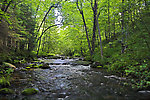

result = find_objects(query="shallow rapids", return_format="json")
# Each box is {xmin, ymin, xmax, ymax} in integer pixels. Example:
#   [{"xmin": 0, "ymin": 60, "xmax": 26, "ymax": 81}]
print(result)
[{"xmin": 0, "ymin": 58, "xmax": 150, "ymax": 100}]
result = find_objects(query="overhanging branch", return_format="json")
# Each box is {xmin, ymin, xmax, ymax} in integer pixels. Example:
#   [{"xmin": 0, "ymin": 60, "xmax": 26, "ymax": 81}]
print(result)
[{"xmin": 36, "ymin": 24, "xmax": 60, "ymax": 43}]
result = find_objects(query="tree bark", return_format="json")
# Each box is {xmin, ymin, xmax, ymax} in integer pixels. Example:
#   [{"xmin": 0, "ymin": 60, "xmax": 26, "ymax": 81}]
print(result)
[
  {"xmin": 36, "ymin": 24, "xmax": 59, "ymax": 43},
  {"xmin": 37, "ymin": 1, "xmax": 62, "ymax": 33},
  {"xmin": 90, "ymin": 0, "xmax": 97, "ymax": 56},
  {"xmin": 97, "ymin": 11, "xmax": 103, "ymax": 59},
  {"xmin": 37, "ymin": 4, "xmax": 55, "ymax": 33},
  {"xmin": 4, "ymin": 0, "xmax": 12, "ymax": 12},
  {"xmin": 107, "ymin": 0, "xmax": 111, "ymax": 39},
  {"xmin": 37, "ymin": 22, "xmax": 46, "ymax": 56},
  {"xmin": 121, "ymin": 0, "xmax": 125, "ymax": 53},
  {"xmin": 76, "ymin": 0, "xmax": 92, "ymax": 57}
]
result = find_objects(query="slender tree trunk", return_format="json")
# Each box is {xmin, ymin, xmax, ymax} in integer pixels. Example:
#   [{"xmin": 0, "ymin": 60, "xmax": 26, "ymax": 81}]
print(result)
[
  {"xmin": 37, "ymin": 1, "xmax": 61, "ymax": 33},
  {"xmin": 37, "ymin": 23, "xmax": 46, "ymax": 56},
  {"xmin": 113, "ymin": 15, "xmax": 116, "ymax": 36},
  {"xmin": 97, "ymin": 12, "xmax": 103, "ymax": 59},
  {"xmin": 0, "ymin": 0, "xmax": 12, "ymax": 21},
  {"xmin": 15, "ymin": 41, "xmax": 19, "ymax": 52},
  {"xmin": 1, "ymin": 0, "xmax": 7, "ymax": 11},
  {"xmin": 121, "ymin": 0, "xmax": 125, "ymax": 53},
  {"xmin": 144, "ymin": 0, "xmax": 149, "ymax": 10},
  {"xmin": 113, "ymin": 5, "xmax": 116, "ymax": 36},
  {"xmin": 37, "ymin": 5, "xmax": 54, "ymax": 33},
  {"xmin": 80, "ymin": 41, "xmax": 84, "ymax": 56},
  {"xmin": 4, "ymin": 0, "xmax": 12, "ymax": 13},
  {"xmin": 107, "ymin": 0, "xmax": 111, "ymax": 39},
  {"xmin": 90, "ymin": 0, "xmax": 97, "ymax": 55},
  {"xmin": 105, "ymin": 25, "xmax": 108, "ymax": 40},
  {"xmin": 35, "ymin": 0, "xmax": 41, "ymax": 19},
  {"xmin": 76, "ymin": 0, "xmax": 92, "ymax": 57},
  {"xmin": 36, "ymin": 25, "xmax": 57, "ymax": 43},
  {"xmin": 37, "ymin": 38, "xmax": 42, "ymax": 56}
]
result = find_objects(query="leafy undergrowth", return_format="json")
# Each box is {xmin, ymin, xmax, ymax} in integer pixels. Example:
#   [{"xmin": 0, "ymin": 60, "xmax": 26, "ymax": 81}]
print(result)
[{"xmin": 93, "ymin": 16, "xmax": 150, "ymax": 90}]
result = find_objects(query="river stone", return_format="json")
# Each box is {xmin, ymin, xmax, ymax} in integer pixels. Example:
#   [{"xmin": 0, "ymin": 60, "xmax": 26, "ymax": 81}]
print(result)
[
  {"xmin": 90, "ymin": 62, "xmax": 101, "ymax": 68},
  {"xmin": 40, "ymin": 63, "xmax": 50, "ymax": 69},
  {"xmin": 138, "ymin": 90, "xmax": 150, "ymax": 94},
  {"xmin": 0, "ymin": 88, "xmax": 14, "ymax": 94},
  {"xmin": 26, "ymin": 67, "xmax": 31, "ymax": 69},
  {"xmin": 22, "ymin": 88, "xmax": 38, "ymax": 95}
]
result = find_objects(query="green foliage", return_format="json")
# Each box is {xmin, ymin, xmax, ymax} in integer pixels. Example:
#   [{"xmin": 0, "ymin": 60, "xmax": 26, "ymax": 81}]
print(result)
[
  {"xmin": 0, "ymin": 76, "xmax": 11, "ymax": 87},
  {"xmin": 0, "ymin": 63, "xmax": 14, "ymax": 75},
  {"xmin": 103, "ymin": 29, "xmax": 150, "ymax": 89},
  {"xmin": 0, "ymin": 88, "xmax": 14, "ymax": 94},
  {"xmin": 27, "ymin": 63, "xmax": 40, "ymax": 69},
  {"xmin": 22, "ymin": 88, "xmax": 38, "ymax": 95},
  {"xmin": 124, "ymin": 64, "xmax": 150, "ymax": 89},
  {"xmin": 97, "ymin": 66, "xmax": 103, "ymax": 68}
]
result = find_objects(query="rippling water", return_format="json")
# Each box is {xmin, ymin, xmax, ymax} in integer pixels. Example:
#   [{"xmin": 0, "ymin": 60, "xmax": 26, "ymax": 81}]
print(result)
[{"xmin": 0, "ymin": 59, "xmax": 150, "ymax": 100}]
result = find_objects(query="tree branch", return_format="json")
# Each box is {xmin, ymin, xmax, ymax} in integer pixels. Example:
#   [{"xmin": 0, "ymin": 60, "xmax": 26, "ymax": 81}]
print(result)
[
  {"xmin": 36, "ymin": 24, "xmax": 60, "ymax": 43},
  {"xmin": 37, "ymin": 0, "xmax": 62, "ymax": 33},
  {"xmin": 37, "ymin": 4, "xmax": 55, "ymax": 32}
]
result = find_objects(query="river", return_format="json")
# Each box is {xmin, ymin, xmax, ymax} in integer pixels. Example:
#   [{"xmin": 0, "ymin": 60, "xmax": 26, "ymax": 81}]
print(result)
[{"xmin": 0, "ymin": 58, "xmax": 150, "ymax": 100}]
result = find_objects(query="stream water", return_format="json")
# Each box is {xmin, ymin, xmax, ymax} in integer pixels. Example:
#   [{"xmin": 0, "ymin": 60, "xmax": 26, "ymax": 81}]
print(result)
[{"xmin": 0, "ymin": 58, "xmax": 150, "ymax": 100}]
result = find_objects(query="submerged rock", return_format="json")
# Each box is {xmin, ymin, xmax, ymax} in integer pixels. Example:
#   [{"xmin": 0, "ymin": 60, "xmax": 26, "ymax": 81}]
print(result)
[
  {"xmin": 90, "ymin": 62, "xmax": 101, "ymax": 68},
  {"xmin": 138, "ymin": 90, "xmax": 150, "ymax": 94},
  {"xmin": 22, "ymin": 88, "xmax": 38, "ymax": 95},
  {"xmin": 40, "ymin": 63, "xmax": 50, "ymax": 69},
  {"xmin": 26, "ymin": 67, "xmax": 31, "ymax": 69},
  {"xmin": 0, "ymin": 88, "xmax": 14, "ymax": 94}
]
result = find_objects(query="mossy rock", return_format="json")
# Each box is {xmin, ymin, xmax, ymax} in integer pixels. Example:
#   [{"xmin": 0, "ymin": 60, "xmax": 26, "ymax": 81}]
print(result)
[
  {"xmin": 27, "ymin": 64, "xmax": 41, "ymax": 69},
  {"xmin": 21, "ymin": 69, "xmax": 28, "ymax": 71},
  {"xmin": 26, "ymin": 67, "xmax": 31, "ymax": 69},
  {"xmin": 28, "ymin": 64, "xmax": 34, "ymax": 67},
  {"xmin": 22, "ymin": 88, "xmax": 38, "ymax": 95},
  {"xmin": 33, "ymin": 65, "xmax": 39, "ymax": 68},
  {"xmin": 0, "ymin": 88, "xmax": 14, "ymax": 94},
  {"xmin": 31, "ymin": 60, "xmax": 40, "ymax": 63},
  {"xmin": 40, "ymin": 63, "xmax": 49, "ymax": 69},
  {"xmin": 91, "ymin": 62, "xmax": 101, "ymax": 68},
  {"xmin": 38, "ymin": 64, "xmax": 43, "ymax": 67},
  {"xmin": 97, "ymin": 66, "xmax": 103, "ymax": 68}
]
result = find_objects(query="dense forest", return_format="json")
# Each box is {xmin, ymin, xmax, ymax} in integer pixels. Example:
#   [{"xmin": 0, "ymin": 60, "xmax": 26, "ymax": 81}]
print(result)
[{"xmin": 0, "ymin": 0, "xmax": 150, "ymax": 95}]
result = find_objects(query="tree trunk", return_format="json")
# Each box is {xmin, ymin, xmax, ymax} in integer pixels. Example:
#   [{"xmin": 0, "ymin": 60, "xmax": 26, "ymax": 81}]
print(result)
[
  {"xmin": 90, "ymin": 0, "xmax": 98, "ymax": 55},
  {"xmin": 144, "ymin": 0, "xmax": 149, "ymax": 10},
  {"xmin": 107, "ymin": 0, "xmax": 111, "ymax": 39},
  {"xmin": 105, "ymin": 25, "xmax": 108, "ymax": 40},
  {"xmin": 113, "ymin": 15, "xmax": 116, "ymax": 36},
  {"xmin": 121, "ymin": 0, "xmax": 125, "ymax": 53},
  {"xmin": 76, "ymin": 0, "xmax": 92, "ymax": 57},
  {"xmin": 97, "ymin": 12, "xmax": 103, "ymax": 59},
  {"xmin": 37, "ymin": 22, "xmax": 46, "ymax": 56}
]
